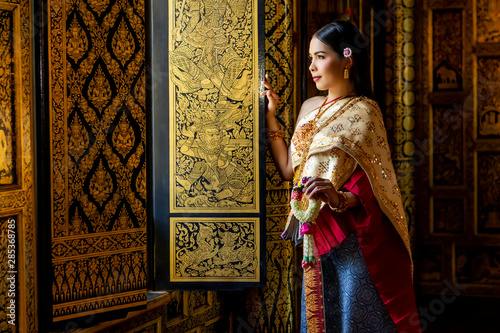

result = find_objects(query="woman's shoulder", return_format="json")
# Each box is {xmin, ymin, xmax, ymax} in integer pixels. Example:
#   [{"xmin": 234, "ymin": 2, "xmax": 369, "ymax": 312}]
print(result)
[
  {"xmin": 302, "ymin": 96, "xmax": 325, "ymax": 109},
  {"xmin": 295, "ymin": 96, "xmax": 325, "ymax": 124},
  {"xmin": 352, "ymin": 96, "xmax": 382, "ymax": 118},
  {"xmin": 355, "ymin": 96, "xmax": 380, "ymax": 110}
]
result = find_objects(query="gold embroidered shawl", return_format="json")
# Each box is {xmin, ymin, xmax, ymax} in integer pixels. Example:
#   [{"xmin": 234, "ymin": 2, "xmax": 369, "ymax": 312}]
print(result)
[{"xmin": 291, "ymin": 96, "xmax": 412, "ymax": 261}]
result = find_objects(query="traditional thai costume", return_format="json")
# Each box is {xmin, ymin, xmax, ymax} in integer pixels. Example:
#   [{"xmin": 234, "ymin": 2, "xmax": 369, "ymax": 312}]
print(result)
[{"xmin": 283, "ymin": 96, "xmax": 421, "ymax": 333}]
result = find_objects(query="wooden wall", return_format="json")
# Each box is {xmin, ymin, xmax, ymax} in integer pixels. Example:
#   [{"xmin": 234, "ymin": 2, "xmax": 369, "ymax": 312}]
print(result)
[{"xmin": 416, "ymin": 0, "xmax": 500, "ymax": 297}]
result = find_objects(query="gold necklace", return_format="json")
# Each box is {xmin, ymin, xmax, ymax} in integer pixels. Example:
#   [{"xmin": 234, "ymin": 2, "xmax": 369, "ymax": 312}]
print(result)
[
  {"xmin": 293, "ymin": 92, "xmax": 354, "ymax": 150},
  {"xmin": 293, "ymin": 96, "xmax": 358, "ymax": 185},
  {"xmin": 312, "ymin": 92, "xmax": 354, "ymax": 125}
]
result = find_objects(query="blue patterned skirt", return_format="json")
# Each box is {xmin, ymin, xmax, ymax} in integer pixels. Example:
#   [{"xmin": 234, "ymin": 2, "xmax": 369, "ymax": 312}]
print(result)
[{"xmin": 301, "ymin": 234, "xmax": 398, "ymax": 333}]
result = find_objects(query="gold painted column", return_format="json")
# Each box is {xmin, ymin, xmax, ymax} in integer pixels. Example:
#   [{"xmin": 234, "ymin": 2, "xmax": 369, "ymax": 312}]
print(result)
[
  {"xmin": 261, "ymin": 0, "xmax": 297, "ymax": 328},
  {"xmin": 384, "ymin": 0, "xmax": 417, "ymax": 240},
  {"xmin": 240, "ymin": 0, "xmax": 297, "ymax": 331}
]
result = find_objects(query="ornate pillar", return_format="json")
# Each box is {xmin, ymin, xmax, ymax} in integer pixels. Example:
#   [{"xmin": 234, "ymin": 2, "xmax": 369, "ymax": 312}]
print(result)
[
  {"xmin": 384, "ymin": 0, "xmax": 417, "ymax": 240},
  {"xmin": 239, "ymin": 0, "xmax": 297, "ymax": 331}
]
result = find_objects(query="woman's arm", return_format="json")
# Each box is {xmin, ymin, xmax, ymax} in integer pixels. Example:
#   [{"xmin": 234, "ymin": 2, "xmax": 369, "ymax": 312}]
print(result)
[
  {"xmin": 261, "ymin": 74, "xmax": 294, "ymax": 180},
  {"xmin": 261, "ymin": 75, "xmax": 325, "ymax": 181}
]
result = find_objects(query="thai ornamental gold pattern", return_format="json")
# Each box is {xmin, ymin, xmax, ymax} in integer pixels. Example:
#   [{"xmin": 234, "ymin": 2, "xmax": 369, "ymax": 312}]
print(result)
[{"xmin": 48, "ymin": 0, "xmax": 147, "ymax": 320}]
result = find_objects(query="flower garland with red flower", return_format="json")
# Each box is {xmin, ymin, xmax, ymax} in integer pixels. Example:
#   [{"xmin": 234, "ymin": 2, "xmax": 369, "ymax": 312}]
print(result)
[{"xmin": 290, "ymin": 177, "xmax": 322, "ymax": 264}]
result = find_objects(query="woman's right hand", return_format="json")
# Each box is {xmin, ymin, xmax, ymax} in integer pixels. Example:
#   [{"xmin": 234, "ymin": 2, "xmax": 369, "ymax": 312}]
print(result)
[
  {"xmin": 261, "ymin": 74, "xmax": 294, "ymax": 180},
  {"xmin": 261, "ymin": 73, "xmax": 279, "ymax": 117}
]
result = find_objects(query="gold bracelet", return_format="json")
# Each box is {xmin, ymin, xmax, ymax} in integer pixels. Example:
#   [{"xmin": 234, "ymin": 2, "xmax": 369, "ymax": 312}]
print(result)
[
  {"xmin": 329, "ymin": 191, "xmax": 348, "ymax": 213},
  {"xmin": 266, "ymin": 129, "xmax": 284, "ymax": 142}
]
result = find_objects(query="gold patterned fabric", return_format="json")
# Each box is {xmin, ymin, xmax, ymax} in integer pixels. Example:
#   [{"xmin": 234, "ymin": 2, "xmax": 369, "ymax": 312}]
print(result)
[{"xmin": 291, "ymin": 96, "xmax": 412, "ymax": 264}]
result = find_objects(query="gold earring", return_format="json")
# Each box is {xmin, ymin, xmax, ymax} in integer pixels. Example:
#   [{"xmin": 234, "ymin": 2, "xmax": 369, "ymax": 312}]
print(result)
[{"xmin": 344, "ymin": 67, "xmax": 349, "ymax": 79}]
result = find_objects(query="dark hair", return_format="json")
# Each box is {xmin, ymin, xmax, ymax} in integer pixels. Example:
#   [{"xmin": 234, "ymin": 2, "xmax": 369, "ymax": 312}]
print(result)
[{"xmin": 313, "ymin": 21, "xmax": 373, "ymax": 99}]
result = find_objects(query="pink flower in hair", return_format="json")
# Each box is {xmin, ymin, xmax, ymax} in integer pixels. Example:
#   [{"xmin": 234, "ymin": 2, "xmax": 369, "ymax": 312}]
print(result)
[{"xmin": 343, "ymin": 47, "xmax": 352, "ymax": 58}]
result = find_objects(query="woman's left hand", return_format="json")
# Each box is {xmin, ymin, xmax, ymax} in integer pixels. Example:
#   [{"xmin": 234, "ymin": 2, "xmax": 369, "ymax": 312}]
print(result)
[{"xmin": 303, "ymin": 177, "xmax": 340, "ymax": 208}]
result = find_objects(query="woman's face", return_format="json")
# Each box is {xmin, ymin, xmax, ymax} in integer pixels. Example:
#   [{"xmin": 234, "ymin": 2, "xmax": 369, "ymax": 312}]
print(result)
[{"xmin": 308, "ymin": 37, "xmax": 346, "ymax": 91}]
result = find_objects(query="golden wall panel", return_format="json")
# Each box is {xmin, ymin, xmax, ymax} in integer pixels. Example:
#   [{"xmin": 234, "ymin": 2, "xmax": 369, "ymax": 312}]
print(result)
[
  {"xmin": 168, "ymin": 0, "xmax": 260, "ymax": 213},
  {"xmin": 170, "ymin": 218, "xmax": 260, "ymax": 282},
  {"xmin": 0, "ymin": 0, "xmax": 35, "ymax": 331},
  {"xmin": 0, "ymin": 5, "xmax": 19, "ymax": 186},
  {"xmin": 48, "ymin": 0, "xmax": 147, "ymax": 321}
]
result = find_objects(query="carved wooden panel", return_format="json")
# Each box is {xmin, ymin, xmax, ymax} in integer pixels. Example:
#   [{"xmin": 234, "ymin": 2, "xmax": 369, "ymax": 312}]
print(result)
[
  {"xmin": 456, "ymin": 246, "xmax": 500, "ymax": 285},
  {"xmin": 477, "ymin": 57, "xmax": 500, "ymax": 137},
  {"xmin": 432, "ymin": 198, "xmax": 464, "ymax": 233},
  {"xmin": 432, "ymin": 10, "xmax": 462, "ymax": 91},
  {"xmin": 418, "ymin": 0, "xmax": 500, "ymax": 297},
  {"xmin": 124, "ymin": 317, "xmax": 161, "ymax": 333},
  {"xmin": 0, "ymin": 0, "xmax": 35, "ymax": 331},
  {"xmin": 433, "ymin": 105, "xmax": 464, "ymax": 186},
  {"xmin": 477, "ymin": 0, "xmax": 500, "ymax": 43},
  {"xmin": 478, "ymin": 152, "xmax": 500, "ymax": 233},
  {"xmin": 164, "ymin": 291, "xmax": 223, "ymax": 332},
  {"xmin": 82, "ymin": 291, "xmax": 225, "ymax": 332},
  {"xmin": 46, "ymin": 0, "xmax": 147, "ymax": 322}
]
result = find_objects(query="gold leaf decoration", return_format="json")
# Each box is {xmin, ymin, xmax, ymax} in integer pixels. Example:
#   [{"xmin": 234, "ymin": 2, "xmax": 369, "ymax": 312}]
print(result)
[
  {"xmin": 67, "ymin": 13, "xmax": 89, "ymax": 65},
  {"xmin": 68, "ymin": 109, "xmax": 90, "ymax": 161},
  {"xmin": 89, "ymin": 159, "xmax": 114, "ymax": 206},
  {"xmin": 117, "ymin": 203, "xmax": 133, "ymax": 230},
  {"xmin": 112, "ymin": 18, "xmax": 135, "ymax": 68},
  {"xmin": 70, "ymin": 208, "xmax": 88, "ymax": 235},
  {"xmin": 88, "ymin": 0, "xmax": 110, "ymax": 17},
  {"xmin": 88, "ymin": 64, "xmax": 113, "ymax": 112},
  {"xmin": 112, "ymin": 111, "xmax": 135, "ymax": 159}
]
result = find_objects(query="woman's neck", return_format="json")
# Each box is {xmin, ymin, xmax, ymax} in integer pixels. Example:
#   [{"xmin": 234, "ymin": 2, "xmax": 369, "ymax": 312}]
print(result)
[{"xmin": 327, "ymin": 83, "xmax": 356, "ymax": 101}]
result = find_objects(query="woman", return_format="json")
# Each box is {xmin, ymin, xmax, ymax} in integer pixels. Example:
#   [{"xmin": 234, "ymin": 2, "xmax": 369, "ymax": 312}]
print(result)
[{"xmin": 261, "ymin": 21, "xmax": 421, "ymax": 333}]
